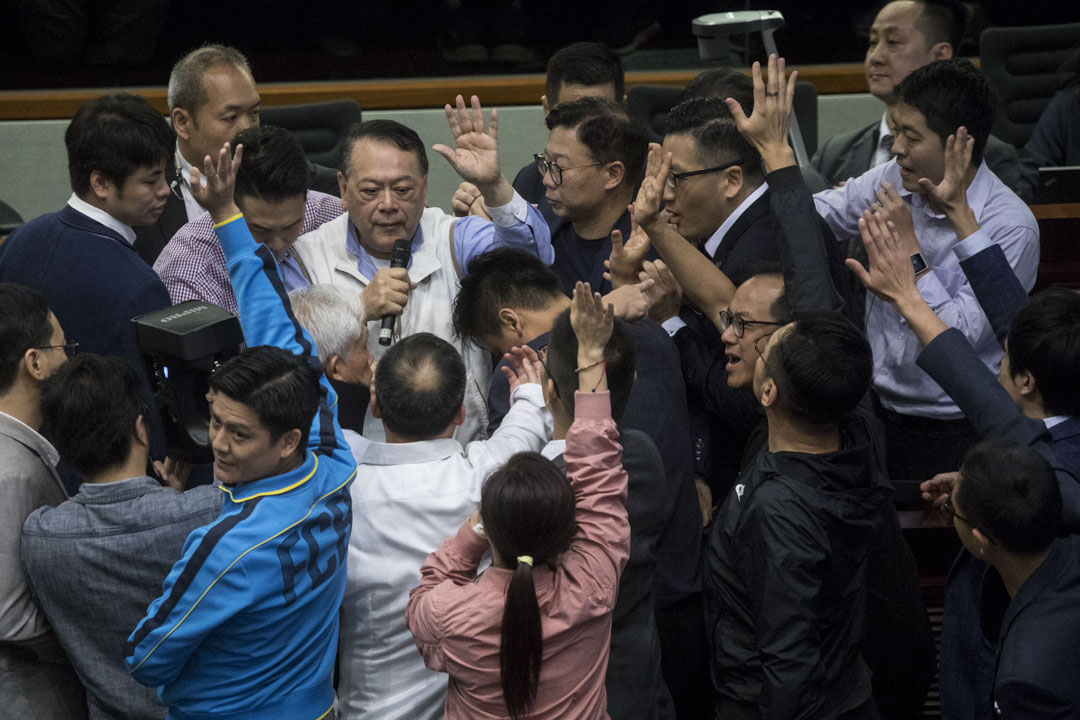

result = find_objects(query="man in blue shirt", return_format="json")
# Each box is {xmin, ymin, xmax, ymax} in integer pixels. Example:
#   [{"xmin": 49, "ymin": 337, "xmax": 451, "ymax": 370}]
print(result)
[{"xmin": 125, "ymin": 141, "xmax": 357, "ymax": 719}]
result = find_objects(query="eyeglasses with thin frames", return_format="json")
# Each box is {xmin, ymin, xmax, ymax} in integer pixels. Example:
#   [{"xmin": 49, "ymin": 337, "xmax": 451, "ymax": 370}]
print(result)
[
  {"xmin": 719, "ymin": 310, "xmax": 783, "ymax": 338},
  {"xmin": 667, "ymin": 158, "xmax": 746, "ymax": 189},
  {"xmin": 35, "ymin": 341, "xmax": 80, "ymax": 358},
  {"xmin": 534, "ymin": 153, "xmax": 604, "ymax": 187}
]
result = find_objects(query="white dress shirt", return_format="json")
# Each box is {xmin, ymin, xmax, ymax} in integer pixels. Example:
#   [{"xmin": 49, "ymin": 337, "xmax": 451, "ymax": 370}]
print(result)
[
  {"xmin": 814, "ymin": 160, "xmax": 1040, "ymax": 418},
  {"xmin": 66, "ymin": 194, "xmax": 136, "ymax": 246},
  {"xmin": 702, "ymin": 181, "xmax": 769, "ymax": 259},
  {"xmin": 871, "ymin": 113, "xmax": 894, "ymax": 169},
  {"xmin": 175, "ymin": 144, "xmax": 209, "ymax": 223},
  {"xmin": 337, "ymin": 383, "xmax": 551, "ymax": 720}
]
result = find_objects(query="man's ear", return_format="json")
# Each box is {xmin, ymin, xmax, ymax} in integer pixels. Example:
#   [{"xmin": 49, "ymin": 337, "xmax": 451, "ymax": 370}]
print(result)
[
  {"xmin": 451, "ymin": 403, "xmax": 466, "ymax": 428},
  {"xmin": 171, "ymin": 107, "xmax": 193, "ymax": 141},
  {"xmin": 337, "ymin": 171, "xmax": 348, "ymax": 209},
  {"xmin": 1015, "ymin": 369, "xmax": 1038, "ymax": 399},
  {"xmin": 89, "ymin": 171, "xmax": 114, "ymax": 202},
  {"xmin": 134, "ymin": 414, "xmax": 150, "ymax": 448},
  {"xmin": 370, "ymin": 385, "xmax": 381, "ymax": 419},
  {"xmin": 326, "ymin": 354, "xmax": 344, "ymax": 382},
  {"xmin": 541, "ymin": 94, "xmax": 551, "ymax": 116},
  {"xmin": 722, "ymin": 166, "xmax": 745, "ymax": 199},
  {"xmin": 603, "ymin": 161, "xmax": 626, "ymax": 191},
  {"xmin": 22, "ymin": 348, "xmax": 48, "ymax": 382},
  {"xmin": 970, "ymin": 527, "xmax": 993, "ymax": 557},
  {"xmin": 276, "ymin": 428, "xmax": 304, "ymax": 459},
  {"xmin": 759, "ymin": 378, "xmax": 778, "ymax": 409},
  {"xmin": 932, "ymin": 41, "xmax": 954, "ymax": 61},
  {"xmin": 498, "ymin": 308, "xmax": 525, "ymax": 339}
]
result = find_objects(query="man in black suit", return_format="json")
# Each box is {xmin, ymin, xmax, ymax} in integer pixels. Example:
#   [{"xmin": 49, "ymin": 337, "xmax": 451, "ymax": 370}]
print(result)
[
  {"xmin": 811, "ymin": 0, "xmax": 1020, "ymax": 191},
  {"xmin": 134, "ymin": 44, "xmax": 338, "ymax": 265}
]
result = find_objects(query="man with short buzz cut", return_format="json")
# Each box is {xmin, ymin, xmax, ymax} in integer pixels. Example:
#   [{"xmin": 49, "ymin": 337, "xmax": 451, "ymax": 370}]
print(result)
[
  {"xmin": 338, "ymin": 331, "xmax": 548, "ymax": 720},
  {"xmin": 812, "ymin": 0, "xmax": 1019, "ymax": 191},
  {"xmin": 0, "ymin": 92, "xmax": 174, "ymax": 479},
  {"xmin": 947, "ymin": 442, "xmax": 1080, "ymax": 718},
  {"xmin": 0, "ymin": 284, "xmax": 84, "ymax": 719},
  {"xmin": 154, "ymin": 125, "xmax": 343, "ymax": 315},
  {"xmin": 134, "ymin": 43, "xmax": 338, "ymax": 265},
  {"xmin": 294, "ymin": 103, "xmax": 552, "ymax": 444},
  {"xmin": 814, "ymin": 58, "xmax": 1040, "ymax": 507},
  {"xmin": 536, "ymin": 96, "xmax": 651, "ymax": 296},
  {"xmin": 124, "ymin": 142, "xmax": 357, "ymax": 719},
  {"xmin": 21, "ymin": 354, "xmax": 222, "ymax": 720}
]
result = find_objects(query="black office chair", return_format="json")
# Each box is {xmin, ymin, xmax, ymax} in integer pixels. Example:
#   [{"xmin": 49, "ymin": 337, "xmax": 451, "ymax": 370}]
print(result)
[
  {"xmin": 626, "ymin": 79, "xmax": 819, "ymax": 158},
  {"xmin": 259, "ymin": 99, "xmax": 363, "ymax": 170},
  {"xmin": 980, "ymin": 22, "xmax": 1080, "ymax": 149}
]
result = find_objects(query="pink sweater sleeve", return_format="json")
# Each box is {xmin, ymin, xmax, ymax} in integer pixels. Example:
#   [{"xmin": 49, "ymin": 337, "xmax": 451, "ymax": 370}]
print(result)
[
  {"xmin": 406, "ymin": 520, "xmax": 490, "ymax": 672},
  {"xmin": 559, "ymin": 391, "xmax": 630, "ymax": 610}
]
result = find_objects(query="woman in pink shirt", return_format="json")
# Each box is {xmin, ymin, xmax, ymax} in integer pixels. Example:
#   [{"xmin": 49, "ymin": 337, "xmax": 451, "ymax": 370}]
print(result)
[{"xmin": 406, "ymin": 283, "xmax": 630, "ymax": 719}]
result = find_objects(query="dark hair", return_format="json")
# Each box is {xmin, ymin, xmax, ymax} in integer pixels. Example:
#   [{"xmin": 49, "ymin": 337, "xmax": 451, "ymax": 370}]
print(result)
[
  {"xmin": 766, "ymin": 312, "xmax": 871, "ymax": 425},
  {"xmin": 545, "ymin": 310, "xmax": 636, "ymax": 423},
  {"xmin": 233, "ymin": 125, "xmax": 313, "ymax": 204},
  {"xmin": 480, "ymin": 452, "xmax": 576, "ymax": 720},
  {"xmin": 1006, "ymin": 288, "xmax": 1080, "ymax": 417},
  {"xmin": 208, "ymin": 345, "xmax": 322, "ymax": 443},
  {"xmin": 912, "ymin": 0, "xmax": 966, "ymax": 52},
  {"xmin": 374, "ymin": 333, "xmax": 465, "ymax": 439},
  {"xmin": 39, "ymin": 355, "xmax": 143, "ymax": 476},
  {"xmin": 664, "ymin": 97, "xmax": 763, "ymax": 183},
  {"xmin": 546, "ymin": 42, "xmax": 624, "ymax": 106},
  {"xmin": 453, "ymin": 248, "xmax": 565, "ymax": 346},
  {"xmin": 681, "ymin": 68, "xmax": 755, "ymax": 114},
  {"xmin": 168, "ymin": 44, "xmax": 253, "ymax": 112},
  {"xmin": 894, "ymin": 58, "xmax": 996, "ymax": 165},
  {"xmin": 957, "ymin": 441, "xmax": 1061, "ymax": 554},
  {"xmin": 339, "ymin": 119, "xmax": 428, "ymax": 178},
  {"xmin": 544, "ymin": 97, "xmax": 648, "ymax": 188},
  {"xmin": 0, "ymin": 284, "xmax": 54, "ymax": 394},
  {"xmin": 65, "ymin": 93, "xmax": 173, "ymax": 197}
]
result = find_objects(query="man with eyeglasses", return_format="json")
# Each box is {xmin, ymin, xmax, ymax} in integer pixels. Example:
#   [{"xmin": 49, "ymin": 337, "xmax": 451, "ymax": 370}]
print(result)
[{"xmin": 0, "ymin": 284, "xmax": 85, "ymax": 718}]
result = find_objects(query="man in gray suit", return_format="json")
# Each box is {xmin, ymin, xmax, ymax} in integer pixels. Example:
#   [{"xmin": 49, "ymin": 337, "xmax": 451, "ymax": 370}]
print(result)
[
  {"xmin": 21, "ymin": 354, "xmax": 221, "ymax": 720},
  {"xmin": 812, "ymin": 0, "xmax": 1020, "ymax": 191},
  {"xmin": 0, "ymin": 283, "xmax": 85, "ymax": 718}
]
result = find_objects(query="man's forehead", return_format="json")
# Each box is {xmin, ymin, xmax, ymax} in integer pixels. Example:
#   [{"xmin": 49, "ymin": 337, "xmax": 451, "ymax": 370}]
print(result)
[
  {"xmin": 661, "ymin": 133, "xmax": 699, "ymax": 168},
  {"xmin": 554, "ymin": 81, "xmax": 618, "ymax": 106},
  {"xmin": 545, "ymin": 125, "xmax": 588, "ymax": 158},
  {"xmin": 349, "ymin": 139, "xmax": 425, "ymax": 179},
  {"xmin": 889, "ymin": 102, "xmax": 931, "ymax": 133},
  {"xmin": 872, "ymin": 1, "xmax": 923, "ymax": 33},
  {"xmin": 733, "ymin": 275, "xmax": 783, "ymax": 314}
]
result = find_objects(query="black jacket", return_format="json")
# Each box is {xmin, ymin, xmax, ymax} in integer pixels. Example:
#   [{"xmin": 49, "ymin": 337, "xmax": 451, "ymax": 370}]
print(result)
[{"xmin": 704, "ymin": 407, "xmax": 892, "ymax": 720}]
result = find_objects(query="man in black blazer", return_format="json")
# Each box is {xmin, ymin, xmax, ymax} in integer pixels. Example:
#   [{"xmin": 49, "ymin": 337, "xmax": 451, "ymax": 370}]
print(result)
[
  {"xmin": 812, "ymin": 0, "xmax": 1021, "ymax": 191},
  {"xmin": 134, "ymin": 44, "xmax": 338, "ymax": 265}
]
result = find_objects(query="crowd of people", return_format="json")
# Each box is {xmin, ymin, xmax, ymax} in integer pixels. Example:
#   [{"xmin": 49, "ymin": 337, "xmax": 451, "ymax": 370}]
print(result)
[{"xmin": 2, "ymin": 2, "xmax": 1079, "ymax": 719}]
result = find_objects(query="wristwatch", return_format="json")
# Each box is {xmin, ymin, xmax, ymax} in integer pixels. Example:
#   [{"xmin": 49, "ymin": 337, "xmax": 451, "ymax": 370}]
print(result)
[{"xmin": 910, "ymin": 252, "xmax": 928, "ymax": 276}]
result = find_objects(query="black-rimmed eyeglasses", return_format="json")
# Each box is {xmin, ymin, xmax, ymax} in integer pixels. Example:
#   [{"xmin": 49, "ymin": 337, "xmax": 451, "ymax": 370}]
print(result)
[
  {"xmin": 534, "ymin": 153, "xmax": 603, "ymax": 187},
  {"xmin": 718, "ymin": 310, "xmax": 783, "ymax": 338},
  {"xmin": 667, "ymin": 158, "xmax": 746, "ymax": 189},
  {"xmin": 36, "ymin": 341, "xmax": 80, "ymax": 358}
]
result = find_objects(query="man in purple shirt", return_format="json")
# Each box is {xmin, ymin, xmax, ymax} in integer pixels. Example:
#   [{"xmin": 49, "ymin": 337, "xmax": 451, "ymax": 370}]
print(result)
[{"xmin": 153, "ymin": 125, "xmax": 342, "ymax": 316}]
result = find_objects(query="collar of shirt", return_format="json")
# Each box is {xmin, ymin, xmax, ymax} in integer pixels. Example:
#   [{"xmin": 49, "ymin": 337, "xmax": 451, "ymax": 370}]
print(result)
[
  {"xmin": 357, "ymin": 437, "xmax": 463, "ymax": 466},
  {"xmin": 67, "ymin": 193, "xmax": 136, "ymax": 246},
  {"xmin": 220, "ymin": 449, "xmax": 320, "ymax": 503},
  {"xmin": 72, "ymin": 475, "xmax": 164, "ymax": 502},
  {"xmin": 541, "ymin": 439, "xmax": 566, "ymax": 461},
  {"xmin": 703, "ymin": 181, "xmax": 769, "ymax": 258},
  {"xmin": 0, "ymin": 410, "xmax": 60, "ymax": 467},
  {"xmin": 872, "ymin": 112, "xmax": 893, "ymax": 169},
  {"xmin": 1044, "ymin": 415, "xmax": 1072, "ymax": 430},
  {"xmin": 345, "ymin": 218, "xmax": 425, "ymax": 281},
  {"xmin": 175, "ymin": 142, "xmax": 210, "ymax": 223},
  {"xmin": 892, "ymin": 159, "xmax": 994, "ymax": 220}
]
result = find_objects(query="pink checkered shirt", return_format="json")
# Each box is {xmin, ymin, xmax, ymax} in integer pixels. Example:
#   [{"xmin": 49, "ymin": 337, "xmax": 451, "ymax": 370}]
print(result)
[{"xmin": 153, "ymin": 191, "xmax": 343, "ymax": 314}]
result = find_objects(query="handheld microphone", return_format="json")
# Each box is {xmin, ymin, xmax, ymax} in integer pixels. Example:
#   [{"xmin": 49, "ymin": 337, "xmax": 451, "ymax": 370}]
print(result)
[{"xmin": 378, "ymin": 238, "xmax": 412, "ymax": 346}]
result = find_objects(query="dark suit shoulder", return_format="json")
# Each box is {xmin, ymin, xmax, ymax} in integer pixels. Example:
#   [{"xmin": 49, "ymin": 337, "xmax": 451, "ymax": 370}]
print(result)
[{"xmin": 811, "ymin": 122, "xmax": 877, "ymax": 187}]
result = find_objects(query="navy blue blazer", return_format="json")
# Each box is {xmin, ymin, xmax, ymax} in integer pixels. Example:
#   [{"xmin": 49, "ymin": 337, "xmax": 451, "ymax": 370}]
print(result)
[
  {"xmin": 0, "ymin": 205, "xmax": 172, "ymax": 464},
  {"xmin": 958, "ymin": 242, "xmax": 1030, "ymax": 347}
]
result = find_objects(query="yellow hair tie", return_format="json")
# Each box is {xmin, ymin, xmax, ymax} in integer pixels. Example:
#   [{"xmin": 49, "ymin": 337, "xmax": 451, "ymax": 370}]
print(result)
[{"xmin": 516, "ymin": 555, "xmax": 534, "ymax": 567}]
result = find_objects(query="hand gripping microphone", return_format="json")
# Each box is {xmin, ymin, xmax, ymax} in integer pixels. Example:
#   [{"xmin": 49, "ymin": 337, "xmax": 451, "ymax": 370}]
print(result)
[{"xmin": 379, "ymin": 238, "xmax": 412, "ymax": 346}]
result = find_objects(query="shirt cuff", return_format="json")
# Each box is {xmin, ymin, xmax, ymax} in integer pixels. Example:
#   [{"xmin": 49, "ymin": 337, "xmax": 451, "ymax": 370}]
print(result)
[
  {"xmin": 455, "ymin": 519, "xmax": 491, "ymax": 558},
  {"xmin": 661, "ymin": 316, "xmax": 687, "ymax": 337},
  {"xmin": 573, "ymin": 390, "xmax": 611, "ymax": 420},
  {"xmin": 952, "ymin": 228, "xmax": 994, "ymax": 261},
  {"xmin": 510, "ymin": 382, "xmax": 545, "ymax": 407},
  {"xmin": 487, "ymin": 191, "xmax": 529, "ymax": 228}
]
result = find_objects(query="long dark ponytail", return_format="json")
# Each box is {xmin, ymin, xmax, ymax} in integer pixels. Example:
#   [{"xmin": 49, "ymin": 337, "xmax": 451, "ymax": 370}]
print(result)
[{"xmin": 480, "ymin": 452, "xmax": 576, "ymax": 720}]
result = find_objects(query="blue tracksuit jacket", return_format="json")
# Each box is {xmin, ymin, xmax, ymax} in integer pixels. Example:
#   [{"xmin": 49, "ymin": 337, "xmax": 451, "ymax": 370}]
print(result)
[{"xmin": 124, "ymin": 214, "xmax": 358, "ymax": 720}]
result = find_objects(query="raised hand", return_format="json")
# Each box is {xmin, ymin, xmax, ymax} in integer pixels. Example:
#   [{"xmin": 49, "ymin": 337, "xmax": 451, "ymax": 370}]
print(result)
[
  {"xmin": 604, "ymin": 208, "xmax": 652, "ymax": 289},
  {"xmin": 870, "ymin": 181, "xmax": 919, "ymax": 256},
  {"xmin": 726, "ymin": 53, "xmax": 797, "ymax": 172},
  {"xmin": 500, "ymin": 345, "xmax": 543, "ymax": 404},
  {"xmin": 570, "ymin": 282, "xmax": 614, "ymax": 393},
  {"xmin": 632, "ymin": 143, "xmax": 672, "ymax": 233},
  {"xmin": 921, "ymin": 470, "xmax": 956, "ymax": 509},
  {"xmin": 189, "ymin": 141, "xmax": 244, "ymax": 223},
  {"xmin": 918, "ymin": 126, "xmax": 974, "ymax": 215},
  {"xmin": 433, "ymin": 95, "xmax": 508, "ymax": 200},
  {"xmin": 450, "ymin": 181, "xmax": 492, "ymax": 220},
  {"xmin": 846, "ymin": 210, "xmax": 921, "ymax": 307}
]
